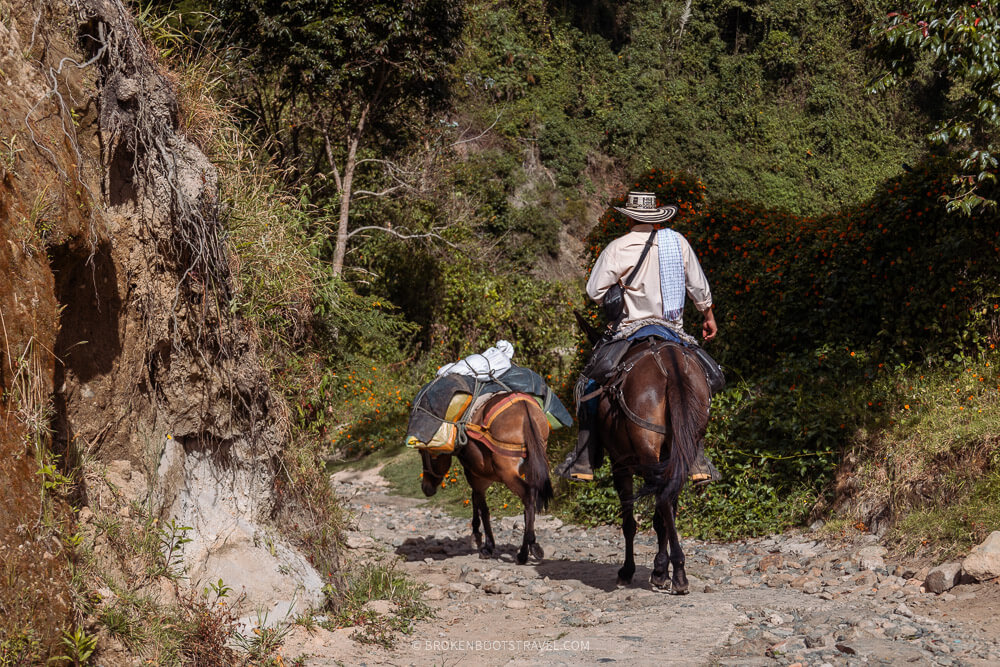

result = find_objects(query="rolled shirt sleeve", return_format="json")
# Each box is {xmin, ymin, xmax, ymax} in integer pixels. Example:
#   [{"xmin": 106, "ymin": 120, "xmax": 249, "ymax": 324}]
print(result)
[{"xmin": 586, "ymin": 244, "xmax": 626, "ymax": 303}]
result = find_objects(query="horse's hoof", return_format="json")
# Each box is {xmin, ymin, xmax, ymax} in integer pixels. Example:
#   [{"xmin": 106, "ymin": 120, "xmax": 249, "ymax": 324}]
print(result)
[
  {"xmin": 528, "ymin": 543, "xmax": 544, "ymax": 562},
  {"xmin": 617, "ymin": 568, "xmax": 634, "ymax": 586},
  {"xmin": 650, "ymin": 573, "xmax": 670, "ymax": 590},
  {"xmin": 479, "ymin": 547, "xmax": 495, "ymax": 559},
  {"xmin": 670, "ymin": 586, "xmax": 690, "ymax": 595},
  {"xmin": 615, "ymin": 577, "xmax": 632, "ymax": 588},
  {"xmin": 516, "ymin": 550, "xmax": 528, "ymax": 565}
]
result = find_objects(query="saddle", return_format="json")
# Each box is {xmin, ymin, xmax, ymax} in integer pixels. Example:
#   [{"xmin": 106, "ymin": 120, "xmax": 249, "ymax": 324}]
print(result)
[
  {"xmin": 576, "ymin": 334, "xmax": 725, "ymax": 435},
  {"xmin": 580, "ymin": 334, "xmax": 725, "ymax": 395}
]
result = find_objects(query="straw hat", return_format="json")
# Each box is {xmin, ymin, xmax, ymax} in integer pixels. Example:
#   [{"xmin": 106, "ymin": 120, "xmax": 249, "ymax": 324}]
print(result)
[{"xmin": 613, "ymin": 191, "xmax": 678, "ymax": 224}]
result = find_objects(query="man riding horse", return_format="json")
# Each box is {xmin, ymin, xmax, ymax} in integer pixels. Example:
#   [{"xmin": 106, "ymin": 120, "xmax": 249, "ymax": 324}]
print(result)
[{"xmin": 556, "ymin": 191, "xmax": 723, "ymax": 484}]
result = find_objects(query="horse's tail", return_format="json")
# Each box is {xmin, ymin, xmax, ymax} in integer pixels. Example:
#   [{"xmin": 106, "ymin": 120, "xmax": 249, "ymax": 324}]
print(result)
[
  {"xmin": 522, "ymin": 402, "xmax": 554, "ymax": 511},
  {"xmin": 638, "ymin": 349, "xmax": 703, "ymax": 501}
]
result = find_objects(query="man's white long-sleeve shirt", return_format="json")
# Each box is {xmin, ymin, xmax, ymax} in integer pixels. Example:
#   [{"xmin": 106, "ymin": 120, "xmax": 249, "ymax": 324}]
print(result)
[{"xmin": 586, "ymin": 223, "xmax": 713, "ymax": 328}]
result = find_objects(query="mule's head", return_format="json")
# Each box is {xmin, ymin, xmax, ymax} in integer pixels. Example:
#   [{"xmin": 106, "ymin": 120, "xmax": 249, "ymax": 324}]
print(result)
[
  {"xmin": 574, "ymin": 310, "xmax": 602, "ymax": 347},
  {"xmin": 419, "ymin": 450, "xmax": 452, "ymax": 497}
]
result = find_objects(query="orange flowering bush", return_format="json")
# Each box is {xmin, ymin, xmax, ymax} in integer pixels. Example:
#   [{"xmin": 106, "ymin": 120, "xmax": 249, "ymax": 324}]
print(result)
[
  {"xmin": 584, "ymin": 162, "xmax": 1000, "ymax": 375},
  {"xmin": 566, "ymin": 160, "xmax": 999, "ymax": 538},
  {"xmin": 673, "ymin": 158, "xmax": 999, "ymax": 374}
]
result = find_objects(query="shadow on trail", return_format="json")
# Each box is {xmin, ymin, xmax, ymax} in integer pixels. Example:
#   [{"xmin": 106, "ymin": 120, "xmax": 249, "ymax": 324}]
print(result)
[
  {"xmin": 395, "ymin": 536, "xmax": 484, "ymax": 561},
  {"xmin": 396, "ymin": 534, "xmax": 658, "ymax": 594},
  {"xmin": 532, "ymin": 559, "xmax": 655, "ymax": 593}
]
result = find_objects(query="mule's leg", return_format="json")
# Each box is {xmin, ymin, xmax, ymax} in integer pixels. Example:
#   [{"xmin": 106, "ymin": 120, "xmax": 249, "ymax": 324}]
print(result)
[
  {"xmin": 463, "ymin": 469, "xmax": 483, "ymax": 550},
  {"xmin": 470, "ymin": 488, "xmax": 496, "ymax": 558},
  {"xmin": 523, "ymin": 486, "xmax": 545, "ymax": 564},
  {"xmin": 470, "ymin": 494, "xmax": 483, "ymax": 551},
  {"xmin": 612, "ymin": 467, "xmax": 636, "ymax": 586},
  {"xmin": 496, "ymin": 469, "xmax": 539, "ymax": 565},
  {"xmin": 517, "ymin": 487, "xmax": 538, "ymax": 565}
]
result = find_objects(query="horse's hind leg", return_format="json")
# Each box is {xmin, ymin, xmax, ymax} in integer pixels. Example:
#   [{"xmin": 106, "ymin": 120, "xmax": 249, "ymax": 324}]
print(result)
[
  {"xmin": 667, "ymin": 496, "xmax": 688, "ymax": 594},
  {"xmin": 650, "ymin": 505, "xmax": 670, "ymax": 590},
  {"xmin": 652, "ymin": 493, "xmax": 688, "ymax": 594},
  {"xmin": 612, "ymin": 467, "xmax": 637, "ymax": 586}
]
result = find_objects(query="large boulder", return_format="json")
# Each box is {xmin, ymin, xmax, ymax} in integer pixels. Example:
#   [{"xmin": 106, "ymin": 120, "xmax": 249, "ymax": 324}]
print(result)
[
  {"xmin": 962, "ymin": 531, "xmax": 1000, "ymax": 582},
  {"xmin": 854, "ymin": 545, "xmax": 888, "ymax": 571},
  {"xmin": 923, "ymin": 562, "xmax": 963, "ymax": 594}
]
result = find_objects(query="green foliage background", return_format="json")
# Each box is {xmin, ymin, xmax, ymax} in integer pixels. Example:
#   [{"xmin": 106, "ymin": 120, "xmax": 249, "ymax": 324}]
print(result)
[{"xmin": 152, "ymin": 0, "xmax": 999, "ymax": 543}]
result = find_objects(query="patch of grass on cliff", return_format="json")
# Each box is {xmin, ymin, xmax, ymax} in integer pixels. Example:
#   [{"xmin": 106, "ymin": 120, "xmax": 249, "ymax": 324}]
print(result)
[
  {"xmin": 324, "ymin": 559, "xmax": 431, "ymax": 648},
  {"xmin": 846, "ymin": 352, "xmax": 1000, "ymax": 558}
]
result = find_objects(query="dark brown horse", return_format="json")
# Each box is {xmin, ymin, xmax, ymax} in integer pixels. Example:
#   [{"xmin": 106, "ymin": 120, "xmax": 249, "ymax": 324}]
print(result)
[
  {"xmin": 577, "ymin": 315, "xmax": 711, "ymax": 593},
  {"xmin": 419, "ymin": 393, "xmax": 554, "ymax": 564}
]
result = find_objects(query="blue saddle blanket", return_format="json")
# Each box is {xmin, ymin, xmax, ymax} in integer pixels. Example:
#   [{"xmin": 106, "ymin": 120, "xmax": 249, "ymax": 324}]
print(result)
[{"xmin": 627, "ymin": 324, "xmax": 688, "ymax": 345}]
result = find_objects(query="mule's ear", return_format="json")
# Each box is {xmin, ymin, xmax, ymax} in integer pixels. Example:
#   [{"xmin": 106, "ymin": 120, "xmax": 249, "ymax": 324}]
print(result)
[{"xmin": 574, "ymin": 310, "xmax": 601, "ymax": 347}]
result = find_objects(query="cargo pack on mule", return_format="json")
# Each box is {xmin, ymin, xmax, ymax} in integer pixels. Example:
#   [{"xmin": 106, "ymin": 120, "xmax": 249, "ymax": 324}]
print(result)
[{"xmin": 405, "ymin": 351, "xmax": 572, "ymax": 457}]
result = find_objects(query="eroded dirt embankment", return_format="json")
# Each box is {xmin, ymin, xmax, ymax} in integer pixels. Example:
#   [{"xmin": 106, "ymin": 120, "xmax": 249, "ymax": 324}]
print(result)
[{"xmin": 1, "ymin": 1, "xmax": 330, "ymax": 654}]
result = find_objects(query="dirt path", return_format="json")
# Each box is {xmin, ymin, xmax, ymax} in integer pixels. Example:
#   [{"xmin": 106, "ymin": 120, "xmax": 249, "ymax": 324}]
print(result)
[{"xmin": 282, "ymin": 465, "xmax": 1000, "ymax": 666}]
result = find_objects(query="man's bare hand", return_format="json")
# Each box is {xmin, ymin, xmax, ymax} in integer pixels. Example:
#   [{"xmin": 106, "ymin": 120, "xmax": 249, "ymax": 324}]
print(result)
[{"xmin": 702, "ymin": 308, "xmax": 717, "ymax": 341}]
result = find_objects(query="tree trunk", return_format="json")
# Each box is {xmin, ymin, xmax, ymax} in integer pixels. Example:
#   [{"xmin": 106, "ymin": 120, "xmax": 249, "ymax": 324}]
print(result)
[{"xmin": 331, "ymin": 104, "xmax": 370, "ymax": 277}]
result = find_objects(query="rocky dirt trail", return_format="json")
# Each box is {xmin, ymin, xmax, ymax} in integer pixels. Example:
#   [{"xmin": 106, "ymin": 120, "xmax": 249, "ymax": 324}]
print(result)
[{"xmin": 282, "ymin": 465, "xmax": 1000, "ymax": 666}]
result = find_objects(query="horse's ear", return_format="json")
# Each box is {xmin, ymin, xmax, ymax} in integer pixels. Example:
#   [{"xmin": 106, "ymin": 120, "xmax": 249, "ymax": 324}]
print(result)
[{"xmin": 574, "ymin": 310, "xmax": 601, "ymax": 347}]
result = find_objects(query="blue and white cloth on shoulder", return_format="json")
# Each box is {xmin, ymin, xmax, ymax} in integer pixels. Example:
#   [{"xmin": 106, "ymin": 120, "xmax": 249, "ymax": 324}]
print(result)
[{"xmin": 657, "ymin": 228, "xmax": 685, "ymax": 321}]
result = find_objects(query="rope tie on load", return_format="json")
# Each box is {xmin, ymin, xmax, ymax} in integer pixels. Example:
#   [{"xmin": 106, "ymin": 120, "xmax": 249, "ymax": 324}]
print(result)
[{"xmin": 412, "ymin": 374, "xmax": 493, "ymax": 452}]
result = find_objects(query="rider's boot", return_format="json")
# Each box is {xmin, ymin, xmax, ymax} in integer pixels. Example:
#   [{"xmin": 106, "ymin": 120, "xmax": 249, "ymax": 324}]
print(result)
[
  {"xmin": 689, "ymin": 443, "xmax": 721, "ymax": 486},
  {"xmin": 554, "ymin": 431, "xmax": 595, "ymax": 482}
]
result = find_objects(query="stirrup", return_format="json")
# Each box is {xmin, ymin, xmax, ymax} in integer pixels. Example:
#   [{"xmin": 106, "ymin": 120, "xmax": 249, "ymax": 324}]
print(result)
[
  {"xmin": 690, "ymin": 472, "xmax": 712, "ymax": 487},
  {"xmin": 689, "ymin": 453, "xmax": 721, "ymax": 487},
  {"xmin": 554, "ymin": 453, "xmax": 594, "ymax": 482}
]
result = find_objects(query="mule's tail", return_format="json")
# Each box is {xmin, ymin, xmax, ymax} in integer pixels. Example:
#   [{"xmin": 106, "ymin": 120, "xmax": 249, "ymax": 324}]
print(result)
[{"xmin": 522, "ymin": 402, "xmax": 554, "ymax": 510}]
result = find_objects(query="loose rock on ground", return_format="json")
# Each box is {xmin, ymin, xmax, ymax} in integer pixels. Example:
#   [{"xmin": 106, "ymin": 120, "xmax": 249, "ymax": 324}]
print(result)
[{"xmin": 281, "ymin": 465, "xmax": 1000, "ymax": 666}]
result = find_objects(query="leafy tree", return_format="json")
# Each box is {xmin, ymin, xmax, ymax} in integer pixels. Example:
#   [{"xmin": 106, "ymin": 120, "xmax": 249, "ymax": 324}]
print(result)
[
  {"xmin": 217, "ymin": 0, "xmax": 465, "ymax": 274},
  {"xmin": 870, "ymin": 1, "xmax": 999, "ymax": 213}
]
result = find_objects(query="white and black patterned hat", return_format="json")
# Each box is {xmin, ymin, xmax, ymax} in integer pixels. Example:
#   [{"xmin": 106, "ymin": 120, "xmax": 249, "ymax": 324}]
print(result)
[{"xmin": 613, "ymin": 191, "xmax": 679, "ymax": 224}]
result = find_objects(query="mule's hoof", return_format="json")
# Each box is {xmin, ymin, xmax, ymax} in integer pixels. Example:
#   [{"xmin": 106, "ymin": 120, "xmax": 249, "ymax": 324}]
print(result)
[
  {"xmin": 528, "ymin": 543, "xmax": 544, "ymax": 562},
  {"xmin": 669, "ymin": 586, "xmax": 690, "ymax": 595},
  {"xmin": 650, "ymin": 574, "xmax": 670, "ymax": 591},
  {"xmin": 516, "ymin": 551, "xmax": 528, "ymax": 565},
  {"xmin": 615, "ymin": 577, "xmax": 632, "ymax": 588},
  {"xmin": 479, "ymin": 548, "xmax": 495, "ymax": 559}
]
